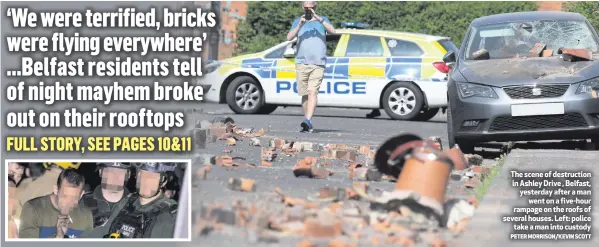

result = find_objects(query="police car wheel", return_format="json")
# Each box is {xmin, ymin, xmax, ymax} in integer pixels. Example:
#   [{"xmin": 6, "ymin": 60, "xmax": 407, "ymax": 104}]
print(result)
[
  {"xmin": 226, "ymin": 76, "xmax": 266, "ymax": 114},
  {"xmin": 382, "ymin": 82, "xmax": 424, "ymax": 121}
]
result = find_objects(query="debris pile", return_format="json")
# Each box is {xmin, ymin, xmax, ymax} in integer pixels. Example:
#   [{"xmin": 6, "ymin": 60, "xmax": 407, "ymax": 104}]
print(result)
[{"xmin": 194, "ymin": 117, "xmax": 496, "ymax": 245}]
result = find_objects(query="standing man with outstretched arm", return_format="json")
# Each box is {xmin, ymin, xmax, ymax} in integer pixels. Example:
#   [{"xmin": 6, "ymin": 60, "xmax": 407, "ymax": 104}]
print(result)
[{"xmin": 287, "ymin": 1, "xmax": 335, "ymax": 132}]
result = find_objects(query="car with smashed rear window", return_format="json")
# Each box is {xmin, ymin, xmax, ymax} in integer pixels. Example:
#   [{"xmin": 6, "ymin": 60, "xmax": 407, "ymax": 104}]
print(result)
[
  {"xmin": 197, "ymin": 23, "xmax": 457, "ymax": 121},
  {"xmin": 444, "ymin": 11, "xmax": 599, "ymax": 152}
]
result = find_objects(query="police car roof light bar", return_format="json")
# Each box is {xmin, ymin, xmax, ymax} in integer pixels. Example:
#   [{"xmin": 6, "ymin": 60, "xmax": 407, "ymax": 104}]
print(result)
[{"xmin": 340, "ymin": 22, "xmax": 370, "ymax": 29}]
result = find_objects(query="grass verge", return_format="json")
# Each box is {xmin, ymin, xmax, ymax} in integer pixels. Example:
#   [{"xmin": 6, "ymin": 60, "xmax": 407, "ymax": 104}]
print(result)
[{"xmin": 474, "ymin": 154, "xmax": 506, "ymax": 201}]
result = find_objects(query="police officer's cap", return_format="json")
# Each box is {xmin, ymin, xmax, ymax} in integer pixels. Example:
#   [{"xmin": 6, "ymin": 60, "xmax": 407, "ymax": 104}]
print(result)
[
  {"xmin": 98, "ymin": 162, "xmax": 131, "ymax": 169},
  {"xmin": 136, "ymin": 162, "xmax": 177, "ymax": 173}
]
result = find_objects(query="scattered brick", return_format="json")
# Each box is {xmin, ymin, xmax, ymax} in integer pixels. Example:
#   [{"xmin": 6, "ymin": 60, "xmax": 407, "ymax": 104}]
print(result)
[
  {"xmin": 446, "ymin": 146, "xmax": 468, "ymax": 170},
  {"xmin": 529, "ymin": 43, "xmax": 547, "ymax": 57},
  {"xmin": 428, "ymin": 136, "xmax": 443, "ymax": 150},
  {"xmin": 210, "ymin": 126, "xmax": 228, "ymax": 138},
  {"xmin": 195, "ymin": 164, "xmax": 212, "ymax": 181},
  {"xmin": 472, "ymin": 49, "xmax": 490, "ymax": 60},
  {"xmin": 471, "ymin": 165, "xmax": 490, "ymax": 175},
  {"xmin": 275, "ymin": 188, "xmax": 319, "ymax": 209},
  {"xmin": 251, "ymin": 128, "xmax": 265, "ymax": 137},
  {"xmin": 358, "ymin": 145, "xmax": 370, "ymax": 155},
  {"xmin": 560, "ymin": 48, "xmax": 593, "ymax": 61},
  {"xmin": 226, "ymin": 137, "xmax": 236, "ymax": 146},
  {"xmin": 428, "ymin": 236, "xmax": 447, "ymax": 247},
  {"xmin": 223, "ymin": 149, "xmax": 232, "ymax": 153},
  {"xmin": 329, "ymin": 238, "xmax": 357, "ymax": 247},
  {"xmin": 228, "ymin": 177, "xmax": 257, "ymax": 192},
  {"xmin": 349, "ymin": 167, "xmax": 367, "ymax": 180},
  {"xmin": 468, "ymin": 196, "xmax": 480, "ymax": 208},
  {"xmin": 199, "ymin": 206, "xmax": 237, "ymax": 225},
  {"xmin": 346, "ymin": 182, "xmax": 368, "ymax": 200},
  {"xmin": 249, "ymin": 137, "xmax": 261, "ymax": 146},
  {"xmin": 304, "ymin": 210, "xmax": 342, "ymax": 238},
  {"xmin": 297, "ymin": 240, "xmax": 313, "ymax": 247},
  {"xmin": 282, "ymin": 142, "xmax": 294, "ymax": 150},
  {"xmin": 270, "ymin": 138, "xmax": 288, "ymax": 149},
  {"xmin": 215, "ymin": 156, "xmax": 233, "ymax": 166},
  {"xmin": 317, "ymin": 187, "xmax": 340, "ymax": 199},
  {"xmin": 283, "ymin": 148, "xmax": 299, "ymax": 157},
  {"xmin": 464, "ymin": 177, "xmax": 482, "ymax": 189},
  {"xmin": 449, "ymin": 217, "xmax": 471, "ymax": 234},
  {"xmin": 261, "ymin": 161, "xmax": 272, "ymax": 167},
  {"xmin": 287, "ymin": 205, "xmax": 306, "ymax": 222},
  {"xmin": 233, "ymin": 162, "xmax": 257, "ymax": 168},
  {"xmin": 261, "ymin": 147, "xmax": 277, "ymax": 161},
  {"xmin": 219, "ymin": 133, "xmax": 233, "ymax": 140},
  {"xmin": 311, "ymin": 166, "xmax": 333, "ymax": 179},
  {"xmin": 368, "ymin": 150, "xmax": 376, "ymax": 159},
  {"xmin": 387, "ymin": 236, "xmax": 415, "ymax": 246},
  {"xmin": 464, "ymin": 154, "xmax": 483, "ymax": 166}
]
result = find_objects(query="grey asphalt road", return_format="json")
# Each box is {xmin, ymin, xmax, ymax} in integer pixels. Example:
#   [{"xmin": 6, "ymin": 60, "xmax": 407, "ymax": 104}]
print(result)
[
  {"xmin": 188, "ymin": 103, "xmax": 502, "ymax": 246},
  {"xmin": 187, "ymin": 103, "xmax": 451, "ymax": 147}
]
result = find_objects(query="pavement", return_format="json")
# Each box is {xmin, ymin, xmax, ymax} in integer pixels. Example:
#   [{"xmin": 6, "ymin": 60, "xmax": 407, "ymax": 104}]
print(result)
[{"xmin": 186, "ymin": 103, "xmax": 598, "ymax": 246}]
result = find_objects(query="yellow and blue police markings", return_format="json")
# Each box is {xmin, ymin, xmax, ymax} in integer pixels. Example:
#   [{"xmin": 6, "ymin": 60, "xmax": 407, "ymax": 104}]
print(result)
[{"xmin": 237, "ymin": 55, "xmax": 443, "ymax": 95}]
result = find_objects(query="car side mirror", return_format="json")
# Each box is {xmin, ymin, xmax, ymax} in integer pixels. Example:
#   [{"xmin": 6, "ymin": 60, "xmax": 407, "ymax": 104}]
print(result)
[
  {"xmin": 283, "ymin": 43, "xmax": 296, "ymax": 58},
  {"xmin": 443, "ymin": 50, "xmax": 456, "ymax": 64}
]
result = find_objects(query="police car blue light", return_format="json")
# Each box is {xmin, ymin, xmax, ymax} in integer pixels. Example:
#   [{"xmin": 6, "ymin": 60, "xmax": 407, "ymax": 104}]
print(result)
[
  {"xmin": 276, "ymin": 81, "xmax": 367, "ymax": 95},
  {"xmin": 339, "ymin": 22, "xmax": 370, "ymax": 29}
]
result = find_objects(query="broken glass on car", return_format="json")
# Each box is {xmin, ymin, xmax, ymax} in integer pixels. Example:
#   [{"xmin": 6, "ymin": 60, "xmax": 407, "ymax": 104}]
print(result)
[{"xmin": 465, "ymin": 20, "xmax": 599, "ymax": 60}]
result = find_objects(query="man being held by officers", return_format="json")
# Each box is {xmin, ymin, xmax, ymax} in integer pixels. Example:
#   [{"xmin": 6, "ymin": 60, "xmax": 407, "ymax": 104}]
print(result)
[
  {"xmin": 19, "ymin": 168, "xmax": 93, "ymax": 238},
  {"xmin": 80, "ymin": 162, "xmax": 132, "ymax": 227},
  {"xmin": 82, "ymin": 162, "xmax": 178, "ymax": 238}
]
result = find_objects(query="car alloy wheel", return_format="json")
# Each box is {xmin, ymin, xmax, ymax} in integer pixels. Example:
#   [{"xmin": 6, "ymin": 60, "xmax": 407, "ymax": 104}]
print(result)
[
  {"xmin": 389, "ymin": 87, "xmax": 417, "ymax": 116},
  {"xmin": 382, "ymin": 82, "xmax": 425, "ymax": 121},
  {"xmin": 226, "ymin": 76, "xmax": 266, "ymax": 114},
  {"xmin": 235, "ymin": 82, "xmax": 261, "ymax": 111}
]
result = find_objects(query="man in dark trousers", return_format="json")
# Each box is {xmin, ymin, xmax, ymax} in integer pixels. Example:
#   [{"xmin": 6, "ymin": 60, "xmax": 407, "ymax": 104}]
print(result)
[
  {"xmin": 19, "ymin": 168, "xmax": 93, "ymax": 238},
  {"xmin": 80, "ymin": 162, "xmax": 132, "ymax": 227},
  {"xmin": 81, "ymin": 162, "xmax": 179, "ymax": 238}
]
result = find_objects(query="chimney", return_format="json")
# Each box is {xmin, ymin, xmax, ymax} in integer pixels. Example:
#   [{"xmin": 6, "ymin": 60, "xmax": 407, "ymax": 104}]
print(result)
[{"xmin": 537, "ymin": 1, "xmax": 564, "ymax": 11}]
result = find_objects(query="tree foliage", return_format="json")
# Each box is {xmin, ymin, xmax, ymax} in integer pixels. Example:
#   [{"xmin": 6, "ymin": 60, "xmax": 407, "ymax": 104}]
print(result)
[
  {"xmin": 234, "ymin": 1, "xmax": 539, "ymax": 56},
  {"xmin": 563, "ymin": 1, "xmax": 599, "ymax": 32}
]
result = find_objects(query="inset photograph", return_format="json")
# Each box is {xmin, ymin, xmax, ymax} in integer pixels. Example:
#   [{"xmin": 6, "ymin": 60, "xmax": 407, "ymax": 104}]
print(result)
[{"xmin": 5, "ymin": 160, "xmax": 191, "ymax": 241}]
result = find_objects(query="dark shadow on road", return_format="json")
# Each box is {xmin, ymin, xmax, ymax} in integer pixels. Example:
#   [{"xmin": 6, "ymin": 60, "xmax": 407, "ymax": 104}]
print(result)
[
  {"xmin": 474, "ymin": 140, "xmax": 597, "ymax": 160},
  {"xmin": 309, "ymin": 129, "xmax": 345, "ymax": 134},
  {"xmin": 512, "ymin": 140, "xmax": 596, "ymax": 151},
  {"xmin": 270, "ymin": 113, "xmax": 448, "ymax": 123}
]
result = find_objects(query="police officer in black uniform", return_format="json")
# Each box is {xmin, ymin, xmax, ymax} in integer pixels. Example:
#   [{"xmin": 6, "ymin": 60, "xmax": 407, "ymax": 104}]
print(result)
[
  {"xmin": 81, "ymin": 162, "xmax": 132, "ymax": 228},
  {"xmin": 81, "ymin": 162, "xmax": 179, "ymax": 239}
]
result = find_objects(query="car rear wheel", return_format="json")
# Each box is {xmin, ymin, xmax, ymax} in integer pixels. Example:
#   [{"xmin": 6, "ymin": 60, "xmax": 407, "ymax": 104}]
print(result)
[
  {"xmin": 447, "ymin": 100, "xmax": 475, "ymax": 153},
  {"xmin": 382, "ymin": 82, "xmax": 424, "ymax": 121},
  {"xmin": 414, "ymin": 108, "xmax": 440, "ymax": 121},
  {"xmin": 226, "ymin": 76, "xmax": 266, "ymax": 114}
]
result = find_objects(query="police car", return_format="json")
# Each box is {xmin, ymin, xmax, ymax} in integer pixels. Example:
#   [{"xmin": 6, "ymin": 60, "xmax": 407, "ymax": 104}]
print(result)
[{"xmin": 197, "ymin": 23, "xmax": 457, "ymax": 121}]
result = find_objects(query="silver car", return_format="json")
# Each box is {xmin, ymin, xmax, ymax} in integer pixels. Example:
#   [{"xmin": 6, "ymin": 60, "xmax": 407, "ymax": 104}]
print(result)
[{"xmin": 444, "ymin": 11, "xmax": 599, "ymax": 152}]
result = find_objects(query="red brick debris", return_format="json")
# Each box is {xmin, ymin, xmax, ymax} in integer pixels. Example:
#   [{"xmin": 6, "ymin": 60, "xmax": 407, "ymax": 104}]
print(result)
[{"xmin": 194, "ymin": 119, "xmax": 496, "ymax": 245}]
